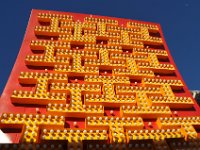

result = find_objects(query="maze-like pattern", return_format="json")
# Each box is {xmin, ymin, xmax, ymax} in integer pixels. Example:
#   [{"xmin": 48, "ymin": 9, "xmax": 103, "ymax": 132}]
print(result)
[{"xmin": 0, "ymin": 10, "xmax": 200, "ymax": 149}]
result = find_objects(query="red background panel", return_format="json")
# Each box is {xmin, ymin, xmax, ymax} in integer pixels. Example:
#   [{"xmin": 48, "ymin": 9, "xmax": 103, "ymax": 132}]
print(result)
[{"xmin": 0, "ymin": 9, "xmax": 199, "ymax": 143}]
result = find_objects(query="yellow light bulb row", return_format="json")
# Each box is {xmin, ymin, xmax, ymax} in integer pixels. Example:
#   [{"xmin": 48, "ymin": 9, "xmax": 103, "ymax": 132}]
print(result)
[
  {"xmin": 84, "ymin": 44, "xmax": 122, "ymax": 50},
  {"xmin": 38, "ymin": 13, "xmax": 73, "ymax": 20},
  {"xmin": 41, "ymin": 128, "xmax": 107, "ymax": 141},
  {"xmin": 47, "ymin": 103, "xmax": 104, "ymax": 112},
  {"xmin": 19, "ymin": 72, "xmax": 68, "ymax": 80},
  {"xmin": 107, "ymin": 25, "xmax": 140, "ymax": 33},
  {"xmin": 25, "ymin": 55, "xmax": 69, "ymax": 63},
  {"xmin": 51, "ymin": 83, "xmax": 101, "ymax": 91},
  {"xmin": 128, "ymin": 128, "xmax": 183, "ymax": 141},
  {"xmin": 143, "ymin": 78, "xmax": 183, "ymax": 85},
  {"xmin": 84, "ymin": 17, "xmax": 118, "ymax": 25},
  {"xmin": 84, "ymin": 30, "xmax": 121, "ymax": 39},
  {"xmin": 30, "ymin": 40, "xmax": 71, "ymax": 49},
  {"xmin": 127, "ymin": 22, "xmax": 158, "ymax": 30},
  {"xmin": 84, "ymin": 75, "xmax": 130, "ymax": 83},
  {"xmin": 133, "ymin": 47, "xmax": 167, "ymax": 55},
  {"xmin": 116, "ymin": 85, "xmax": 160, "ymax": 92},
  {"xmin": 54, "ymin": 65, "xmax": 99, "ymax": 72},
  {"xmin": 56, "ymin": 49, "xmax": 97, "ymax": 56}
]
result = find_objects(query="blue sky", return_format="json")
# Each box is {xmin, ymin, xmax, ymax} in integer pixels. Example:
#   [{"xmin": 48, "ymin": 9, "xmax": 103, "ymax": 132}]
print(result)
[{"xmin": 0, "ymin": 0, "xmax": 200, "ymax": 94}]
